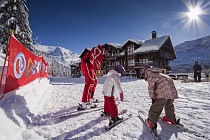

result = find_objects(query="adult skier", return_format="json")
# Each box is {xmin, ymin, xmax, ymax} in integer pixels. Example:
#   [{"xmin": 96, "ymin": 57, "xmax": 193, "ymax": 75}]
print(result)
[
  {"xmin": 140, "ymin": 64, "xmax": 179, "ymax": 131},
  {"xmin": 78, "ymin": 44, "xmax": 109, "ymax": 110},
  {"xmin": 101, "ymin": 65, "xmax": 125, "ymax": 127}
]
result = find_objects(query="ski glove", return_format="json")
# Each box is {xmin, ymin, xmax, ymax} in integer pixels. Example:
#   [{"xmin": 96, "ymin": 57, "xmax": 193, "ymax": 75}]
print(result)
[{"xmin": 120, "ymin": 92, "xmax": 124, "ymax": 101}]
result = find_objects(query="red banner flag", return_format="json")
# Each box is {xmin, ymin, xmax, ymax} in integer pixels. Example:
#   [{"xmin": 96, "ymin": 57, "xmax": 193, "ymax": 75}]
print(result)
[{"xmin": 3, "ymin": 35, "xmax": 49, "ymax": 94}]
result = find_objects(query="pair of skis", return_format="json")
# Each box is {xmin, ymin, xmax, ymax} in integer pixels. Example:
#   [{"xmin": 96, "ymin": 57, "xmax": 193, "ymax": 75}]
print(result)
[
  {"xmin": 58, "ymin": 106, "xmax": 103, "ymax": 119},
  {"xmin": 138, "ymin": 111, "xmax": 207, "ymax": 140}
]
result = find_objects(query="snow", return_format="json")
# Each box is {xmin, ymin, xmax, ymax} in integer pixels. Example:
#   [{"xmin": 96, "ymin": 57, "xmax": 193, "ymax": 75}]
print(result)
[
  {"xmin": 0, "ymin": 76, "xmax": 209, "ymax": 140},
  {"xmin": 122, "ymin": 39, "xmax": 144, "ymax": 46},
  {"xmin": 134, "ymin": 35, "xmax": 169, "ymax": 54},
  {"xmin": 170, "ymin": 35, "xmax": 210, "ymax": 73},
  {"xmin": 34, "ymin": 45, "xmax": 80, "ymax": 66}
]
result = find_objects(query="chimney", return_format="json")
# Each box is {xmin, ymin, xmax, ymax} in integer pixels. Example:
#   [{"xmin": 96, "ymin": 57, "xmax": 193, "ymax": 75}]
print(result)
[{"xmin": 152, "ymin": 31, "xmax": 157, "ymax": 39}]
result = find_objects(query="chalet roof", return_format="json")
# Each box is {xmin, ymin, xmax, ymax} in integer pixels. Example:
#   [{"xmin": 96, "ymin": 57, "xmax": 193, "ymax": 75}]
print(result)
[
  {"xmin": 109, "ymin": 43, "xmax": 122, "ymax": 48},
  {"xmin": 122, "ymin": 39, "xmax": 143, "ymax": 49},
  {"xmin": 134, "ymin": 35, "xmax": 169, "ymax": 54},
  {"xmin": 119, "ymin": 50, "xmax": 125, "ymax": 56}
]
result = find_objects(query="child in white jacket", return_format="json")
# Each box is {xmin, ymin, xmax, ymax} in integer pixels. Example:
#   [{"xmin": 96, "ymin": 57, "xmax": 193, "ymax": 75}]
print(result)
[{"xmin": 102, "ymin": 65, "xmax": 125, "ymax": 126}]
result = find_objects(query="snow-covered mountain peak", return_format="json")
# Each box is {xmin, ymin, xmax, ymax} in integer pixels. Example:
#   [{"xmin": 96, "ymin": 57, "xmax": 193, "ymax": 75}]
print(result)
[
  {"xmin": 34, "ymin": 45, "xmax": 80, "ymax": 66},
  {"xmin": 170, "ymin": 35, "xmax": 210, "ymax": 73}
]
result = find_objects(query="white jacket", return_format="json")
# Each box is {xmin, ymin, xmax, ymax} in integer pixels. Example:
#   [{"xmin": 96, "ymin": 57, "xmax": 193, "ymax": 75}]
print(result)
[
  {"xmin": 204, "ymin": 68, "xmax": 210, "ymax": 76},
  {"xmin": 102, "ymin": 70, "xmax": 122, "ymax": 97}
]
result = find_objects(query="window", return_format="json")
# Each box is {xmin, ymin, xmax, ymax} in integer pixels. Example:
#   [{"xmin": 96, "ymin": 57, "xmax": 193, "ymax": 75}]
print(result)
[
  {"xmin": 127, "ymin": 45, "xmax": 134, "ymax": 55},
  {"xmin": 116, "ymin": 61, "xmax": 119, "ymax": 66},
  {"xmin": 139, "ymin": 58, "xmax": 148, "ymax": 64},
  {"xmin": 128, "ymin": 59, "xmax": 135, "ymax": 66}
]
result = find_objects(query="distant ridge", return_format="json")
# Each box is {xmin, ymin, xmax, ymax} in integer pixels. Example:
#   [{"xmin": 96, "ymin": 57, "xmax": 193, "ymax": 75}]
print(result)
[{"xmin": 170, "ymin": 35, "xmax": 210, "ymax": 73}]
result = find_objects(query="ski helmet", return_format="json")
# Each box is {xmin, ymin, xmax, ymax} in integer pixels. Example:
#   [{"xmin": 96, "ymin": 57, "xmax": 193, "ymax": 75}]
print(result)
[
  {"xmin": 115, "ymin": 65, "xmax": 125, "ymax": 75},
  {"xmin": 140, "ymin": 64, "xmax": 150, "ymax": 76}
]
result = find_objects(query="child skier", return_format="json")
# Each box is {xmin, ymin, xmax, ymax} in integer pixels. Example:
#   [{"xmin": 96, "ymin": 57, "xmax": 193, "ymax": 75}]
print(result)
[
  {"xmin": 101, "ymin": 65, "xmax": 125, "ymax": 127},
  {"xmin": 203, "ymin": 64, "xmax": 210, "ymax": 82},
  {"xmin": 140, "ymin": 64, "xmax": 179, "ymax": 131}
]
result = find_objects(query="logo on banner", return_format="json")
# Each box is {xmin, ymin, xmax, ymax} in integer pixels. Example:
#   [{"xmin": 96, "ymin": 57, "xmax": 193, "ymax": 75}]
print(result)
[
  {"xmin": 26, "ymin": 58, "xmax": 33, "ymax": 77},
  {"xmin": 14, "ymin": 52, "xmax": 26, "ymax": 79}
]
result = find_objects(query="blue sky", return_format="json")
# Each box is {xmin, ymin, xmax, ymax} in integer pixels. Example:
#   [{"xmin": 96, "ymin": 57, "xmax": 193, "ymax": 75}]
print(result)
[{"xmin": 27, "ymin": 0, "xmax": 210, "ymax": 54}]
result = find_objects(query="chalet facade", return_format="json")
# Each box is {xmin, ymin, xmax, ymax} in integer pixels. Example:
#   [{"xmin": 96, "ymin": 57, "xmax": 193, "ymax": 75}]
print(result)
[
  {"xmin": 78, "ymin": 31, "xmax": 176, "ymax": 78},
  {"xmin": 118, "ymin": 39, "xmax": 143, "ymax": 77},
  {"xmin": 133, "ymin": 31, "xmax": 176, "ymax": 77},
  {"xmin": 101, "ymin": 43, "xmax": 122, "ymax": 74}
]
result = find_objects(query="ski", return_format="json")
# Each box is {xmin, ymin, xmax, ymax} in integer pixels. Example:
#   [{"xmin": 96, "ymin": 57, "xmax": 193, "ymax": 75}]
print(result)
[
  {"xmin": 138, "ymin": 111, "xmax": 161, "ymax": 140},
  {"xmin": 101, "ymin": 109, "xmax": 127, "ymax": 117},
  {"xmin": 58, "ymin": 107, "xmax": 103, "ymax": 119},
  {"xmin": 104, "ymin": 114, "xmax": 132, "ymax": 131},
  {"xmin": 159, "ymin": 117, "xmax": 187, "ymax": 131},
  {"xmin": 159, "ymin": 117, "xmax": 207, "ymax": 139},
  {"xmin": 77, "ymin": 103, "xmax": 97, "ymax": 111}
]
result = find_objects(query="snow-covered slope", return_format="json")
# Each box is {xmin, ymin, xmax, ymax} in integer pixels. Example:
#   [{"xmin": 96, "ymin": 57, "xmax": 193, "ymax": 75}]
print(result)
[
  {"xmin": 0, "ymin": 77, "xmax": 209, "ymax": 139},
  {"xmin": 170, "ymin": 35, "xmax": 210, "ymax": 73},
  {"xmin": 34, "ymin": 45, "xmax": 80, "ymax": 66}
]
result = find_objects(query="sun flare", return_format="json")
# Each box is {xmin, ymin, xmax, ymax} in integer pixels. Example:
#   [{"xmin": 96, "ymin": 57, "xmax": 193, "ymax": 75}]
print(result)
[
  {"xmin": 187, "ymin": 7, "xmax": 201, "ymax": 20},
  {"xmin": 177, "ymin": 0, "xmax": 210, "ymax": 32}
]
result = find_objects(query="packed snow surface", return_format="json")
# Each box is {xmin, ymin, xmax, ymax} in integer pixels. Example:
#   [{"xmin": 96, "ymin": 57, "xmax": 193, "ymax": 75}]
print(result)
[{"xmin": 0, "ymin": 76, "xmax": 209, "ymax": 140}]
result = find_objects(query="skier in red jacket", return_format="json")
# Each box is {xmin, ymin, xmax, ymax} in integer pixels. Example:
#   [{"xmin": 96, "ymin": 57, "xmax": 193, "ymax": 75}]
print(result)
[{"xmin": 78, "ymin": 44, "xmax": 109, "ymax": 110}]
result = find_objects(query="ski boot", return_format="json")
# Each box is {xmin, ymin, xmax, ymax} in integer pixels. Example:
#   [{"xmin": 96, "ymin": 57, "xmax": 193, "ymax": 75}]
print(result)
[
  {"xmin": 101, "ymin": 111, "xmax": 110, "ymax": 117},
  {"xmin": 146, "ymin": 119, "xmax": 157, "ymax": 130},
  {"xmin": 77, "ymin": 102, "xmax": 97, "ymax": 111},
  {"xmin": 146, "ymin": 118, "xmax": 158, "ymax": 136},
  {"xmin": 77, "ymin": 102, "xmax": 88, "ymax": 111},
  {"xmin": 91, "ymin": 98, "xmax": 99, "ymax": 103},
  {"xmin": 109, "ymin": 117, "xmax": 123, "ymax": 127},
  {"xmin": 161, "ymin": 116, "xmax": 180, "ymax": 125}
]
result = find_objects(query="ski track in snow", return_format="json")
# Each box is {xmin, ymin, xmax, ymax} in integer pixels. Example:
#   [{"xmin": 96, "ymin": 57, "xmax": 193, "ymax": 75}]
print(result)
[
  {"xmin": 29, "ymin": 77, "xmax": 209, "ymax": 140},
  {"xmin": 1, "ymin": 77, "xmax": 210, "ymax": 140}
]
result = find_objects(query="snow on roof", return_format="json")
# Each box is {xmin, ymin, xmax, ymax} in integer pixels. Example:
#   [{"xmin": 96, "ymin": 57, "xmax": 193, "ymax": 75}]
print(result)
[
  {"xmin": 134, "ymin": 35, "xmax": 169, "ymax": 54},
  {"xmin": 119, "ymin": 50, "xmax": 125, "ymax": 56},
  {"xmin": 122, "ymin": 39, "xmax": 143, "ymax": 46},
  {"xmin": 109, "ymin": 43, "xmax": 122, "ymax": 48}
]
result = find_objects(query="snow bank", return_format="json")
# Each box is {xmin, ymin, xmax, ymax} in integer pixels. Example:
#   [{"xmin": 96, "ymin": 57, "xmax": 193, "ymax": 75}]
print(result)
[{"xmin": 0, "ymin": 78, "xmax": 50, "ymax": 140}]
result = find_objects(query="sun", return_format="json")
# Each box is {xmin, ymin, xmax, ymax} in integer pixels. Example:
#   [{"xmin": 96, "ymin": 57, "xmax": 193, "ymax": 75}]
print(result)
[
  {"xmin": 187, "ymin": 7, "xmax": 201, "ymax": 20},
  {"xmin": 176, "ymin": 0, "xmax": 210, "ymax": 32}
]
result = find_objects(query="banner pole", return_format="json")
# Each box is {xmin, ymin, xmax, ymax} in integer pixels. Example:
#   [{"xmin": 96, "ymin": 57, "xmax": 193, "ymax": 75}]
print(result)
[{"xmin": 0, "ymin": 29, "xmax": 14, "ymax": 99}]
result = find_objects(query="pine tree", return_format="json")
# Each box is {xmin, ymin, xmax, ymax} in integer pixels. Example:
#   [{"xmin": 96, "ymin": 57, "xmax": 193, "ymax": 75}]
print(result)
[{"xmin": 0, "ymin": 0, "xmax": 33, "ymax": 53}]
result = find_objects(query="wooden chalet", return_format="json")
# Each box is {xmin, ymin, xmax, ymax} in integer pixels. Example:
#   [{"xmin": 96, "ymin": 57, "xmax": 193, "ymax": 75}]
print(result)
[{"xmin": 133, "ymin": 31, "xmax": 176, "ymax": 77}]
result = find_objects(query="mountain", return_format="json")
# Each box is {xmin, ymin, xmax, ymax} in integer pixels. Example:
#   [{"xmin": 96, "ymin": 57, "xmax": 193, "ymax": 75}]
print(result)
[
  {"xmin": 34, "ymin": 45, "xmax": 80, "ymax": 66},
  {"xmin": 170, "ymin": 35, "xmax": 210, "ymax": 73}
]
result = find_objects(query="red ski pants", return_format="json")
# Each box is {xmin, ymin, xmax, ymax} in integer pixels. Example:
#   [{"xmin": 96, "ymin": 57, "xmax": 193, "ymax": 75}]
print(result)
[
  {"xmin": 104, "ymin": 96, "xmax": 118, "ymax": 118},
  {"xmin": 81, "ymin": 62, "xmax": 97, "ymax": 102}
]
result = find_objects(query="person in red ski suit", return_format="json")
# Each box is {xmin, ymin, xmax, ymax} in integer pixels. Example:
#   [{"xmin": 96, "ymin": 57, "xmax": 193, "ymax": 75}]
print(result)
[
  {"xmin": 102, "ymin": 65, "xmax": 125, "ymax": 126},
  {"xmin": 79, "ymin": 44, "xmax": 109, "ymax": 110}
]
